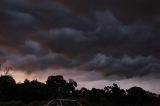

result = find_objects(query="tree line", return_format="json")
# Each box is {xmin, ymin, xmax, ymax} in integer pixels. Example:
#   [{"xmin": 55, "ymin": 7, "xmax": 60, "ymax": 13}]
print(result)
[{"xmin": 0, "ymin": 75, "xmax": 159, "ymax": 106}]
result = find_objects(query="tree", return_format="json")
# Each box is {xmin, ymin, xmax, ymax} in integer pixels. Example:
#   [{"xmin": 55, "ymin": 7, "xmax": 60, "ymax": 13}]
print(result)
[
  {"xmin": 104, "ymin": 83, "xmax": 126, "ymax": 105},
  {"xmin": 67, "ymin": 79, "xmax": 78, "ymax": 93},
  {"xmin": 0, "ymin": 63, "xmax": 13, "ymax": 76},
  {"xmin": 46, "ymin": 75, "xmax": 68, "ymax": 98},
  {"xmin": 127, "ymin": 86, "xmax": 151, "ymax": 104},
  {"xmin": 0, "ymin": 75, "xmax": 16, "ymax": 86},
  {"xmin": 46, "ymin": 75, "xmax": 67, "ymax": 88},
  {"xmin": 80, "ymin": 87, "xmax": 88, "ymax": 93},
  {"xmin": 0, "ymin": 75, "xmax": 16, "ymax": 101},
  {"xmin": 69, "ymin": 79, "xmax": 78, "ymax": 88}
]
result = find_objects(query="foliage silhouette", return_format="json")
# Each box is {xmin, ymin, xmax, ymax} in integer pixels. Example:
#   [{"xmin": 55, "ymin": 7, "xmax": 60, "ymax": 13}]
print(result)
[
  {"xmin": 0, "ymin": 75, "xmax": 16, "ymax": 101},
  {"xmin": 0, "ymin": 75, "xmax": 159, "ymax": 106}
]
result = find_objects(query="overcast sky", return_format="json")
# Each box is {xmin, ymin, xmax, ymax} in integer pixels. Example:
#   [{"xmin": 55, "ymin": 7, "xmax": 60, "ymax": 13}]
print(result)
[{"xmin": 0, "ymin": 0, "xmax": 160, "ymax": 93}]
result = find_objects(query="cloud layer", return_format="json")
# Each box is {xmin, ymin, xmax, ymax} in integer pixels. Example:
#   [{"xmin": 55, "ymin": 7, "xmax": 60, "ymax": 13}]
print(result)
[{"xmin": 0, "ymin": 0, "xmax": 160, "ymax": 80}]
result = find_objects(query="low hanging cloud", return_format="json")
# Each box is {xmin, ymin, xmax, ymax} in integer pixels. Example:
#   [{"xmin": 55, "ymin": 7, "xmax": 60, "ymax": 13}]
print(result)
[
  {"xmin": 0, "ymin": 0, "xmax": 160, "ymax": 80},
  {"xmin": 86, "ymin": 54, "xmax": 160, "ymax": 79}
]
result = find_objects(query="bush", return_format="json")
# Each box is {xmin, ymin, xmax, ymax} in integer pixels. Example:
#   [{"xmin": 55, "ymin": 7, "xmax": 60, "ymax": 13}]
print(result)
[
  {"xmin": 0, "ymin": 101, "xmax": 26, "ymax": 106},
  {"xmin": 28, "ymin": 101, "xmax": 48, "ymax": 106}
]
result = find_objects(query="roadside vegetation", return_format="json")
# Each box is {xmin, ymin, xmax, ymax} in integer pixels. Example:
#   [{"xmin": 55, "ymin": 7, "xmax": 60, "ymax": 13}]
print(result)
[{"xmin": 0, "ymin": 75, "xmax": 159, "ymax": 106}]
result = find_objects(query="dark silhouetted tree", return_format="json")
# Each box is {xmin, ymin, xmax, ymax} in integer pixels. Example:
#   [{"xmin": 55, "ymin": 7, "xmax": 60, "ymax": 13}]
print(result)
[
  {"xmin": 0, "ymin": 75, "xmax": 16, "ymax": 101},
  {"xmin": 127, "ymin": 86, "xmax": 152, "ymax": 104},
  {"xmin": 0, "ymin": 74, "xmax": 158, "ymax": 106},
  {"xmin": 46, "ymin": 75, "xmax": 68, "ymax": 98}
]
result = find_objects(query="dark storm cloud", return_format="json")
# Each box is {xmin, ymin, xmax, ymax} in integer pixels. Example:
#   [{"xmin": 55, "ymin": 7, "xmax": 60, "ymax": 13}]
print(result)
[
  {"xmin": 56, "ymin": 0, "xmax": 160, "ymax": 24},
  {"xmin": 86, "ymin": 54, "xmax": 160, "ymax": 79},
  {"xmin": 4, "ymin": 53, "xmax": 73, "ymax": 72},
  {"xmin": 21, "ymin": 40, "xmax": 47, "ymax": 56},
  {"xmin": 0, "ymin": 0, "xmax": 93, "ymax": 51},
  {"xmin": 0, "ymin": 0, "xmax": 160, "ymax": 80},
  {"xmin": 34, "ymin": 11, "xmax": 160, "ymax": 57}
]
